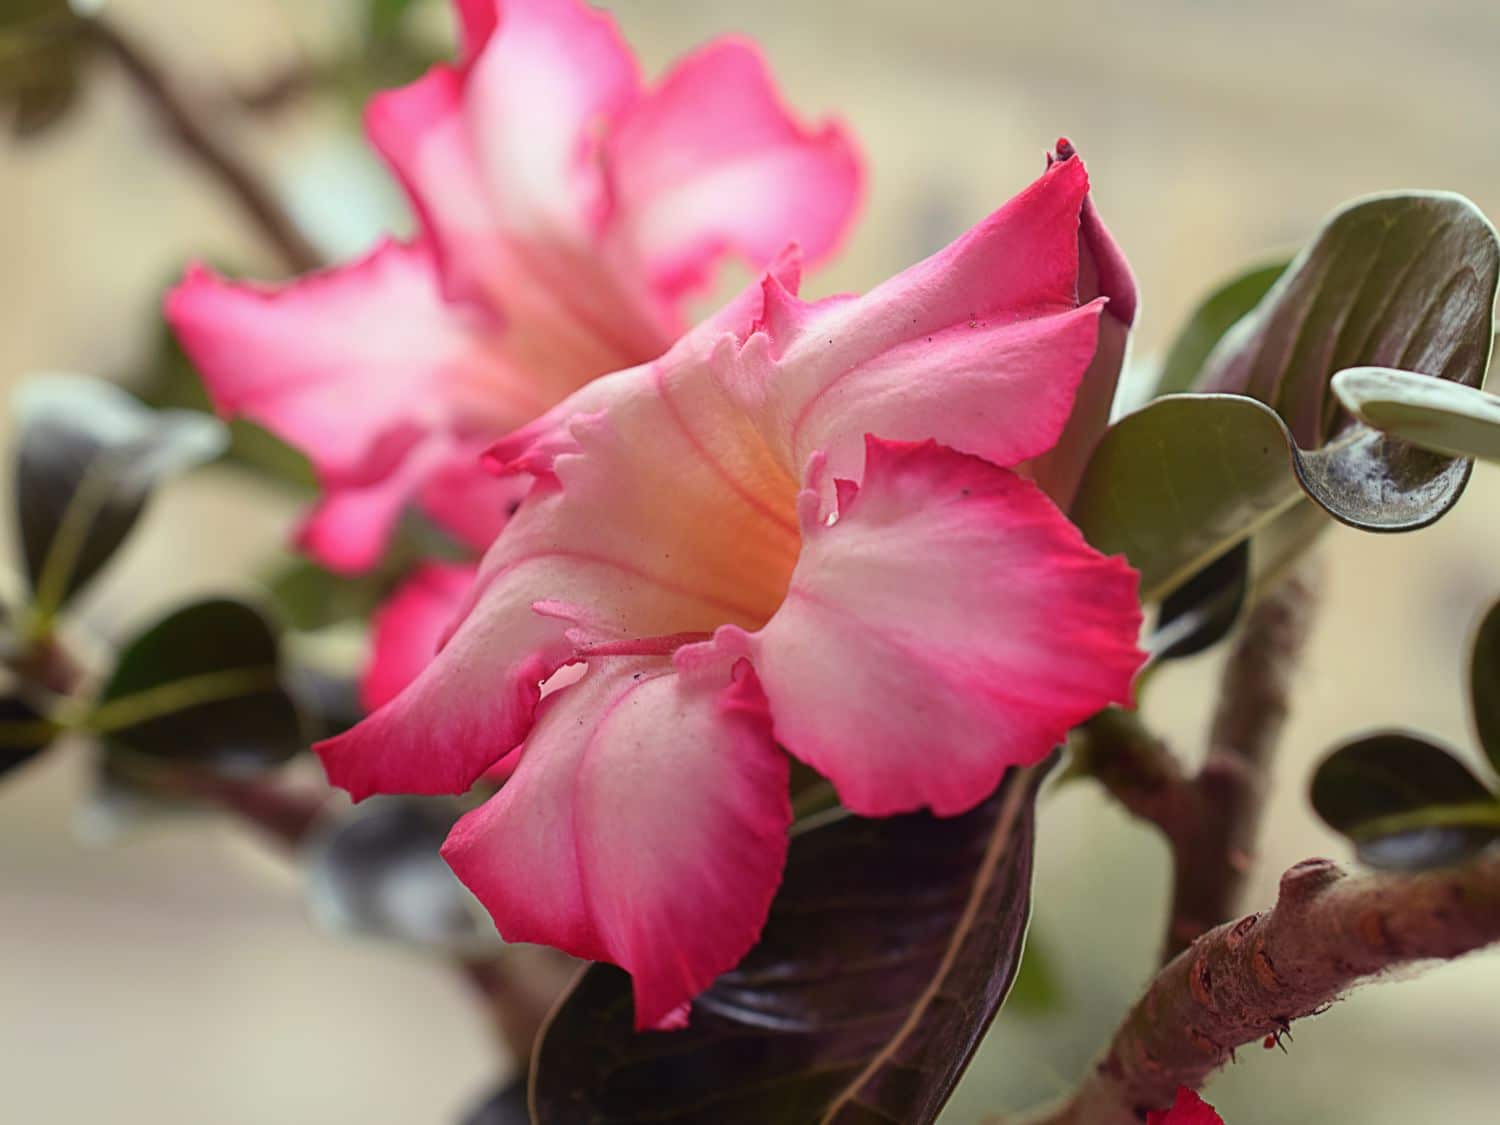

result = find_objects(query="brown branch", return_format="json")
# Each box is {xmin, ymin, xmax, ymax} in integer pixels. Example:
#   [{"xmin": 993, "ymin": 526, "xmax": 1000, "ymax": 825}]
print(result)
[
  {"xmin": 81, "ymin": 15, "xmax": 323, "ymax": 274},
  {"xmin": 1083, "ymin": 567, "xmax": 1321, "ymax": 962},
  {"xmin": 1163, "ymin": 566, "xmax": 1320, "ymax": 959},
  {"xmin": 1011, "ymin": 851, "xmax": 1500, "ymax": 1125}
]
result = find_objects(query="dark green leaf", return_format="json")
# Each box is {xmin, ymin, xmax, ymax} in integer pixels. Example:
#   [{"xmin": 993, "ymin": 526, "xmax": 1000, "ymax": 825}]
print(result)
[
  {"xmin": 303, "ymin": 797, "xmax": 494, "ymax": 953},
  {"xmin": 532, "ymin": 761, "xmax": 1052, "ymax": 1125},
  {"xmin": 95, "ymin": 598, "xmax": 304, "ymax": 773},
  {"xmin": 367, "ymin": 0, "xmax": 421, "ymax": 42},
  {"xmin": 1471, "ymin": 601, "xmax": 1500, "ymax": 776},
  {"xmin": 1202, "ymin": 193, "xmax": 1499, "ymax": 445},
  {"xmin": 14, "ymin": 374, "xmax": 226, "ymax": 620},
  {"xmin": 0, "ymin": 0, "xmax": 85, "ymax": 139},
  {"xmin": 0, "ymin": 693, "xmax": 58, "ymax": 780},
  {"xmin": 1153, "ymin": 259, "xmax": 1288, "ymax": 398},
  {"xmin": 1075, "ymin": 194, "xmax": 1499, "ymax": 601},
  {"xmin": 263, "ymin": 557, "xmax": 390, "ymax": 632},
  {"xmin": 1310, "ymin": 732, "xmax": 1500, "ymax": 871},
  {"xmin": 461, "ymin": 1079, "xmax": 531, "ymax": 1125},
  {"xmin": 1150, "ymin": 542, "xmax": 1249, "ymax": 662}
]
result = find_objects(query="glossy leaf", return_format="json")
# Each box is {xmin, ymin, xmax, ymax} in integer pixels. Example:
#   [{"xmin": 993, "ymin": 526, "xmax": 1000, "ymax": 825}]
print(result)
[
  {"xmin": 0, "ymin": 694, "xmax": 58, "ymax": 781},
  {"xmin": 1200, "ymin": 192, "xmax": 1499, "ymax": 444},
  {"xmin": 1153, "ymin": 259, "xmax": 1288, "ymax": 399},
  {"xmin": 1471, "ymin": 600, "xmax": 1500, "ymax": 776},
  {"xmin": 532, "ymin": 761, "xmax": 1051, "ymax": 1125},
  {"xmin": 1310, "ymin": 732, "xmax": 1500, "ymax": 871},
  {"xmin": 1076, "ymin": 193, "xmax": 1499, "ymax": 601},
  {"xmin": 1333, "ymin": 366, "xmax": 1500, "ymax": 462},
  {"xmin": 1150, "ymin": 542, "xmax": 1249, "ymax": 662},
  {"xmin": 13, "ymin": 374, "xmax": 226, "ymax": 619},
  {"xmin": 303, "ymin": 797, "xmax": 495, "ymax": 954},
  {"xmin": 95, "ymin": 598, "xmax": 303, "ymax": 774}
]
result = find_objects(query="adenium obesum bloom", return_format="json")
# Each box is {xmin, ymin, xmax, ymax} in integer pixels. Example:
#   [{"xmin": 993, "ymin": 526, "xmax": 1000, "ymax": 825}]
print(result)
[
  {"xmin": 317, "ymin": 149, "xmax": 1147, "ymax": 1029},
  {"xmin": 165, "ymin": 0, "xmax": 862, "ymax": 574},
  {"xmin": 1147, "ymin": 1088, "xmax": 1226, "ymax": 1124}
]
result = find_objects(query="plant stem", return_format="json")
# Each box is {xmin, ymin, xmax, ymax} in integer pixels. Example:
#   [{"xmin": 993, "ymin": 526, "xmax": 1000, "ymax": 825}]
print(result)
[
  {"xmin": 1162, "ymin": 564, "xmax": 1320, "ymax": 960},
  {"xmin": 81, "ymin": 14, "xmax": 323, "ymax": 274},
  {"xmin": 1081, "ymin": 566, "xmax": 1321, "ymax": 962},
  {"xmin": 1007, "ymin": 850, "xmax": 1500, "ymax": 1125}
]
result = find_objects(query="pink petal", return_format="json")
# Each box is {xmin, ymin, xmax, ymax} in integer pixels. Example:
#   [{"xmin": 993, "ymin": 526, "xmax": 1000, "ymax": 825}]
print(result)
[
  {"xmin": 416, "ymin": 440, "xmax": 527, "ymax": 553},
  {"xmin": 607, "ymin": 37, "xmax": 863, "ymax": 300},
  {"xmin": 1147, "ymin": 1088, "xmax": 1225, "ymax": 1125},
  {"xmin": 689, "ymin": 437, "xmax": 1144, "ymax": 817},
  {"xmin": 317, "ymin": 355, "xmax": 799, "ymax": 799},
  {"xmin": 166, "ymin": 241, "xmax": 518, "ymax": 572},
  {"xmin": 442, "ymin": 657, "xmax": 789, "ymax": 1029},
  {"xmin": 361, "ymin": 562, "xmax": 478, "ymax": 713},
  {"xmin": 726, "ymin": 153, "xmax": 1099, "ymax": 482},
  {"xmin": 166, "ymin": 240, "xmax": 488, "ymax": 478},
  {"xmin": 1027, "ymin": 140, "xmax": 1139, "ymax": 509}
]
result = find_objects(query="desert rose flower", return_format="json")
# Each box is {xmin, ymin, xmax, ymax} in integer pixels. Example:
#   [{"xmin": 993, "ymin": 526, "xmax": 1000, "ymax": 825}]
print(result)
[
  {"xmin": 165, "ymin": 0, "xmax": 862, "ymax": 574},
  {"xmin": 1147, "ymin": 1088, "xmax": 1226, "ymax": 1124},
  {"xmin": 318, "ymin": 149, "xmax": 1145, "ymax": 1029}
]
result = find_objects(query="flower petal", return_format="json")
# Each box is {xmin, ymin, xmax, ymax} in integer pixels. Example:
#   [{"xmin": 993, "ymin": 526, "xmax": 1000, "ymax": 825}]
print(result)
[
  {"xmin": 442, "ymin": 657, "xmax": 789, "ymax": 1029},
  {"xmin": 166, "ymin": 240, "xmax": 491, "ymax": 478},
  {"xmin": 1027, "ymin": 141, "xmax": 1139, "ymax": 509},
  {"xmin": 416, "ymin": 441, "xmax": 527, "ymax": 552},
  {"xmin": 691, "ymin": 437, "xmax": 1144, "ymax": 817},
  {"xmin": 607, "ymin": 38, "xmax": 863, "ymax": 300},
  {"xmin": 318, "ymin": 357, "xmax": 799, "ymax": 799},
  {"xmin": 361, "ymin": 562, "xmax": 478, "ymax": 713},
  {"xmin": 727, "ymin": 152, "xmax": 1099, "ymax": 481}
]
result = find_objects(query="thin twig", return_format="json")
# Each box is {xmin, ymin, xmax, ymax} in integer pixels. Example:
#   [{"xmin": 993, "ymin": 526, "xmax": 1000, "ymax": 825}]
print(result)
[
  {"xmin": 1008, "ymin": 850, "xmax": 1500, "ymax": 1125},
  {"xmin": 81, "ymin": 14, "xmax": 323, "ymax": 273}
]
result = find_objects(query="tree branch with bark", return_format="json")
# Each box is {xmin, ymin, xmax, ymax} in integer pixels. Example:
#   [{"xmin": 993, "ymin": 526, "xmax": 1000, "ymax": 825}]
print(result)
[{"xmin": 1012, "ymin": 850, "xmax": 1500, "ymax": 1124}]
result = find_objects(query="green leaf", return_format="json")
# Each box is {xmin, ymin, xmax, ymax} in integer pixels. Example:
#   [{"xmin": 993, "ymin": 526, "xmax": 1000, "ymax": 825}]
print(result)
[
  {"xmin": 1333, "ymin": 366, "xmax": 1500, "ymax": 462},
  {"xmin": 1150, "ymin": 542, "xmax": 1249, "ymax": 662},
  {"xmin": 0, "ymin": 0, "xmax": 85, "ymax": 140},
  {"xmin": 303, "ymin": 797, "xmax": 494, "ymax": 953},
  {"xmin": 1153, "ymin": 259, "xmax": 1289, "ymax": 398},
  {"xmin": 1470, "ymin": 601, "xmax": 1500, "ymax": 776},
  {"xmin": 1076, "ymin": 193, "xmax": 1499, "ymax": 601},
  {"xmin": 1074, "ymin": 389, "xmax": 1485, "ymax": 602},
  {"xmin": 1310, "ymin": 732, "xmax": 1500, "ymax": 871},
  {"xmin": 531, "ymin": 760, "xmax": 1052, "ymax": 1125},
  {"xmin": 94, "ymin": 598, "xmax": 304, "ymax": 774},
  {"xmin": 263, "ymin": 556, "xmax": 391, "ymax": 632},
  {"xmin": 0, "ymin": 693, "xmax": 59, "ymax": 780},
  {"xmin": 13, "ymin": 374, "xmax": 227, "ymax": 623},
  {"xmin": 366, "ymin": 0, "xmax": 421, "ymax": 42},
  {"xmin": 1201, "ymin": 192, "xmax": 1499, "ymax": 445}
]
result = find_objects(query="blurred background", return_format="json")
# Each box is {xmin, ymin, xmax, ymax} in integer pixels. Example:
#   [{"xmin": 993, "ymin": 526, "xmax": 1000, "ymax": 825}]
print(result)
[{"xmin": 4, "ymin": 0, "xmax": 1500, "ymax": 1121}]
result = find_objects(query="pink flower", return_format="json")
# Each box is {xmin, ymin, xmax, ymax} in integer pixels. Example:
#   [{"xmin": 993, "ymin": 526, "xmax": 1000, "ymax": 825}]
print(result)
[
  {"xmin": 165, "ymin": 0, "xmax": 863, "ymax": 574},
  {"xmin": 317, "ymin": 149, "xmax": 1145, "ymax": 1029},
  {"xmin": 1147, "ymin": 1088, "xmax": 1226, "ymax": 1124}
]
